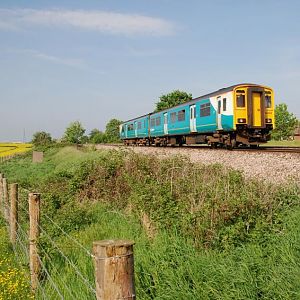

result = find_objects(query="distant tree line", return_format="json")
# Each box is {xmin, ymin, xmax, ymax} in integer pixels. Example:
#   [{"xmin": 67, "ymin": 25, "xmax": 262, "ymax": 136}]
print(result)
[{"xmin": 32, "ymin": 119, "xmax": 122, "ymax": 146}]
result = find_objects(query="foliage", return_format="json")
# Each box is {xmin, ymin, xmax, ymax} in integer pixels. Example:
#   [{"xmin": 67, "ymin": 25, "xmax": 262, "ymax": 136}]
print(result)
[
  {"xmin": 63, "ymin": 121, "xmax": 86, "ymax": 144},
  {"xmin": 89, "ymin": 129, "xmax": 108, "ymax": 144},
  {"xmin": 155, "ymin": 90, "xmax": 192, "ymax": 112},
  {"xmin": 0, "ymin": 226, "xmax": 32, "ymax": 300},
  {"xmin": 105, "ymin": 119, "xmax": 122, "ymax": 142},
  {"xmin": 31, "ymin": 131, "xmax": 52, "ymax": 146},
  {"xmin": 272, "ymin": 103, "xmax": 298, "ymax": 140},
  {"xmin": 1, "ymin": 147, "xmax": 300, "ymax": 299}
]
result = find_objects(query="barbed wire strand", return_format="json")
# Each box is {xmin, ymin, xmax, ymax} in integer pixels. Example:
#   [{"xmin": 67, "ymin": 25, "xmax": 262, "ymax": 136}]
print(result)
[
  {"xmin": 36, "ymin": 279, "xmax": 49, "ymax": 300},
  {"xmin": 37, "ymin": 255, "xmax": 64, "ymax": 300},
  {"xmin": 42, "ymin": 213, "xmax": 93, "ymax": 257},
  {"xmin": 37, "ymin": 223, "xmax": 96, "ymax": 295},
  {"xmin": 39, "ymin": 247, "xmax": 77, "ymax": 300}
]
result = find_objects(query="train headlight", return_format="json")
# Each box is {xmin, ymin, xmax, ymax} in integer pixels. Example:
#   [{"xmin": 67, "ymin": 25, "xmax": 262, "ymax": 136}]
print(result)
[
  {"xmin": 238, "ymin": 118, "xmax": 246, "ymax": 123},
  {"xmin": 266, "ymin": 119, "xmax": 272, "ymax": 123}
]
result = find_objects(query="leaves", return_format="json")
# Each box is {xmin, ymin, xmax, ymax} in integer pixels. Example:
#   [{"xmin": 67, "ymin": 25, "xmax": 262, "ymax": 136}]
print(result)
[
  {"xmin": 63, "ymin": 121, "xmax": 86, "ymax": 144},
  {"xmin": 272, "ymin": 103, "xmax": 298, "ymax": 140},
  {"xmin": 155, "ymin": 90, "xmax": 192, "ymax": 112}
]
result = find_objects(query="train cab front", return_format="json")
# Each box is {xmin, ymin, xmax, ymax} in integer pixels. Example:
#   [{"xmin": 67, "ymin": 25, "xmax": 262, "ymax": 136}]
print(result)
[{"xmin": 233, "ymin": 84, "xmax": 275, "ymax": 146}]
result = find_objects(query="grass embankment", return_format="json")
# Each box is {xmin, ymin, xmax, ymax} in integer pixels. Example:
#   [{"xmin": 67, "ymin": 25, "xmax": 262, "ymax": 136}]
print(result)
[
  {"xmin": 0, "ymin": 146, "xmax": 299, "ymax": 299},
  {"xmin": 0, "ymin": 218, "xmax": 32, "ymax": 300},
  {"xmin": 266, "ymin": 139, "xmax": 300, "ymax": 147},
  {"xmin": 0, "ymin": 143, "xmax": 32, "ymax": 157}
]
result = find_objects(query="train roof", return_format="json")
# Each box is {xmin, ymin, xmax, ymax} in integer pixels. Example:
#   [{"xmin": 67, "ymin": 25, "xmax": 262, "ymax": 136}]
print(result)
[{"xmin": 122, "ymin": 83, "xmax": 271, "ymax": 124}]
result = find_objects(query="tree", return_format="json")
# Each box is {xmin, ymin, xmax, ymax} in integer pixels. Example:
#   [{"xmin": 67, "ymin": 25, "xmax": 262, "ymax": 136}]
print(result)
[
  {"xmin": 89, "ymin": 128, "xmax": 108, "ymax": 144},
  {"xmin": 63, "ymin": 121, "xmax": 86, "ymax": 144},
  {"xmin": 155, "ymin": 90, "xmax": 192, "ymax": 112},
  {"xmin": 31, "ymin": 131, "xmax": 52, "ymax": 146},
  {"xmin": 105, "ymin": 119, "xmax": 122, "ymax": 142},
  {"xmin": 272, "ymin": 103, "xmax": 297, "ymax": 140}
]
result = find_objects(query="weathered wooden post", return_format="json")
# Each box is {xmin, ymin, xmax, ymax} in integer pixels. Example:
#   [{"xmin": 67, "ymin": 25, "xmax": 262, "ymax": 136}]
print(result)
[
  {"xmin": 10, "ymin": 183, "xmax": 18, "ymax": 244},
  {"xmin": 2, "ymin": 178, "xmax": 9, "ymax": 222},
  {"xmin": 0, "ymin": 174, "xmax": 3, "ymax": 215},
  {"xmin": 29, "ymin": 193, "xmax": 41, "ymax": 293},
  {"xmin": 93, "ymin": 239, "xmax": 136, "ymax": 300}
]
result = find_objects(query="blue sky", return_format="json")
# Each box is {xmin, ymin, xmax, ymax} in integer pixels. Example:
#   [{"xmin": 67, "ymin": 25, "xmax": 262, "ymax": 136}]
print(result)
[{"xmin": 0, "ymin": 0, "xmax": 299, "ymax": 141}]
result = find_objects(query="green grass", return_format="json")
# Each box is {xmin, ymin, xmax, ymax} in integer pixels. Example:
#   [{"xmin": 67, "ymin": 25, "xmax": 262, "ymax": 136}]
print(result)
[
  {"xmin": 0, "ymin": 146, "xmax": 299, "ymax": 299},
  {"xmin": 266, "ymin": 139, "xmax": 300, "ymax": 147},
  {"xmin": 0, "ymin": 219, "xmax": 32, "ymax": 300}
]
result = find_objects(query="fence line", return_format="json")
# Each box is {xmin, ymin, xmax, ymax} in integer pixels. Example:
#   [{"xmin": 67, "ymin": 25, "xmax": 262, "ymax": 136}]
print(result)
[
  {"xmin": 37, "ymin": 223, "xmax": 97, "ymax": 295},
  {"xmin": 0, "ymin": 172, "xmax": 136, "ymax": 300}
]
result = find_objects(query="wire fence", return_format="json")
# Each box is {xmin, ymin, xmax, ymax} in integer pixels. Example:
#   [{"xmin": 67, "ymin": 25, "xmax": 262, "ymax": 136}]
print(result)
[{"xmin": 0, "ymin": 178, "xmax": 97, "ymax": 300}]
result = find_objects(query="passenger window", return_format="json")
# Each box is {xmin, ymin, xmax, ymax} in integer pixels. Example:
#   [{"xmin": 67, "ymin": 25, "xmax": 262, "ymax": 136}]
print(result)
[
  {"xmin": 265, "ymin": 95, "xmax": 272, "ymax": 108},
  {"xmin": 170, "ymin": 112, "xmax": 177, "ymax": 123},
  {"xmin": 138, "ymin": 122, "xmax": 142, "ymax": 129},
  {"xmin": 156, "ymin": 117, "xmax": 161, "ymax": 126},
  {"xmin": 150, "ymin": 118, "xmax": 155, "ymax": 127},
  {"xmin": 236, "ymin": 94, "xmax": 245, "ymax": 107},
  {"xmin": 178, "ymin": 110, "xmax": 186, "ymax": 121},
  {"xmin": 128, "ymin": 124, "xmax": 134, "ymax": 131},
  {"xmin": 200, "ymin": 103, "xmax": 210, "ymax": 117},
  {"xmin": 223, "ymin": 98, "xmax": 227, "ymax": 111}
]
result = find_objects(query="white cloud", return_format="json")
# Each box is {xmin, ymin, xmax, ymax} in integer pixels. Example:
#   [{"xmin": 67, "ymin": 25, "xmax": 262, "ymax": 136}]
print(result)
[
  {"xmin": 2, "ymin": 48, "xmax": 105, "ymax": 74},
  {"xmin": 0, "ymin": 8, "xmax": 176, "ymax": 36}
]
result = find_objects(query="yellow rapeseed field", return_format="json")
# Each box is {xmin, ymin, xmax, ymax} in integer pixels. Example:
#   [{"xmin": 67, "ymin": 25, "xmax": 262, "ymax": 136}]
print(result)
[{"xmin": 0, "ymin": 143, "xmax": 32, "ymax": 158}]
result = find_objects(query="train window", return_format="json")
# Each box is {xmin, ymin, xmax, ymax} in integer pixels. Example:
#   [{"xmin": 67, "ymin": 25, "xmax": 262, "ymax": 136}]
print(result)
[
  {"xmin": 138, "ymin": 122, "xmax": 142, "ymax": 129},
  {"xmin": 144, "ymin": 120, "xmax": 146, "ymax": 127},
  {"xmin": 150, "ymin": 118, "xmax": 155, "ymax": 127},
  {"xmin": 156, "ymin": 117, "xmax": 161, "ymax": 126},
  {"xmin": 223, "ymin": 98, "xmax": 227, "ymax": 111},
  {"xmin": 236, "ymin": 94, "xmax": 245, "ymax": 107},
  {"xmin": 128, "ymin": 124, "xmax": 134, "ymax": 131},
  {"xmin": 178, "ymin": 110, "xmax": 186, "ymax": 121},
  {"xmin": 200, "ymin": 103, "xmax": 211, "ymax": 117},
  {"xmin": 265, "ymin": 95, "xmax": 272, "ymax": 108},
  {"xmin": 170, "ymin": 112, "xmax": 177, "ymax": 123}
]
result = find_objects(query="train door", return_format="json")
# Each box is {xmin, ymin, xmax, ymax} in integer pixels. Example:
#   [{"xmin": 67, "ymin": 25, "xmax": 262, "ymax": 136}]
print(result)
[
  {"xmin": 164, "ymin": 113, "xmax": 168, "ymax": 134},
  {"xmin": 125, "ymin": 124, "xmax": 128, "ymax": 138},
  {"xmin": 252, "ymin": 92, "xmax": 262, "ymax": 127},
  {"xmin": 190, "ymin": 105, "xmax": 197, "ymax": 132},
  {"xmin": 134, "ymin": 121, "xmax": 137, "ymax": 137},
  {"xmin": 217, "ymin": 97, "xmax": 223, "ymax": 130}
]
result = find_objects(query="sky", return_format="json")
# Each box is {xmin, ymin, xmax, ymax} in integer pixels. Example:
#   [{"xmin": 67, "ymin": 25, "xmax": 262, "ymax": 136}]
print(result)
[{"xmin": 0, "ymin": 0, "xmax": 299, "ymax": 141}]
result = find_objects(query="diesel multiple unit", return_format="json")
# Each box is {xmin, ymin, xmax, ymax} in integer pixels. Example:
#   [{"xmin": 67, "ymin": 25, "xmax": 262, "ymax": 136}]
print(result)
[{"xmin": 120, "ymin": 83, "xmax": 275, "ymax": 148}]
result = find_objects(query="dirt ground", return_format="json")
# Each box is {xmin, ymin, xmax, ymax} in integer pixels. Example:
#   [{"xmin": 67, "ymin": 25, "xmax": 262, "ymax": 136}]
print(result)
[{"xmin": 95, "ymin": 144, "xmax": 300, "ymax": 184}]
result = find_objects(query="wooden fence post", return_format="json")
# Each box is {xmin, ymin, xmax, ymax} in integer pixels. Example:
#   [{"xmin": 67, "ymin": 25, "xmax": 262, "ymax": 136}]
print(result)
[
  {"xmin": 2, "ymin": 178, "xmax": 9, "ymax": 222},
  {"xmin": 93, "ymin": 239, "xmax": 135, "ymax": 300},
  {"xmin": 0, "ymin": 174, "xmax": 3, "ymax": 215},
  {"xmin": 10, "ymin": 183, "xmax": 18, "ymax": 244},
  {"xmin": 29, "ymin": 193, "xmax": 41, "ymax": 293}
]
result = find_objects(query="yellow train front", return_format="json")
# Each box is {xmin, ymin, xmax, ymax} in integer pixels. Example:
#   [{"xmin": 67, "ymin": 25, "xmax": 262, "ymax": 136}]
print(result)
[{"xmin": 233, "ymin": 83, "xmax": 274, "ymax": 146}]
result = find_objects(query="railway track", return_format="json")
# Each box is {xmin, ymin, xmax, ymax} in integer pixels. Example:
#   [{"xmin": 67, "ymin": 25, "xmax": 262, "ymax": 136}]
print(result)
[{"xmin": 95, "ymin": 143, "xmax": 300, "ymax": 154}]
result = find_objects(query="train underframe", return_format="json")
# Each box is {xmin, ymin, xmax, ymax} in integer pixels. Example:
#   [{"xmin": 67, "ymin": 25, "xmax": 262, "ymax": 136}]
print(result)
[{"xmin": 123, "ymin": 126, "xmax": 272, "ymax": 149}]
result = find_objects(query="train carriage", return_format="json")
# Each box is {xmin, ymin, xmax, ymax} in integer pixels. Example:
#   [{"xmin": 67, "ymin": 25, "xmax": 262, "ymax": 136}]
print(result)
[{"xmin": 120, "ymin": 83, "xmax": 274, "ymax": 148}]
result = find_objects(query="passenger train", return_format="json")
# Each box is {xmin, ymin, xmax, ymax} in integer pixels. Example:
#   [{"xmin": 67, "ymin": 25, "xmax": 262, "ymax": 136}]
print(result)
[{"xmin": 120, "ymin": 83, "xmax": 275, "ymax": 148}]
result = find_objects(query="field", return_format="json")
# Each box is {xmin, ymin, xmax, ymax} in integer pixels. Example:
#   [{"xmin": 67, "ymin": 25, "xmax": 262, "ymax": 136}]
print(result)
[
  {"xmin": 0, "ymin": 146, "xmax": 299, "ymax": 299},
  {"xmin": 0, "ymin": 143, "xmax": 32, "ymax": 158}
]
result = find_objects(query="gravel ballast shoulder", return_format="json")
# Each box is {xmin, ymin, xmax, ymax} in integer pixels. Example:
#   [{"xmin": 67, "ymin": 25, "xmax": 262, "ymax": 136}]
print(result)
[{"xmin": 95, "ymin": 145, "xmax": 300, "ymax": 184}]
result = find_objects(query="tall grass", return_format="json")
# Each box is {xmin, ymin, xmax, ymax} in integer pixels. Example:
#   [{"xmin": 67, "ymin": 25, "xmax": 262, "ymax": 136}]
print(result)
[{"xmin": 0, "ymin": 146, "xmax": 299, "ymax": 299}]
